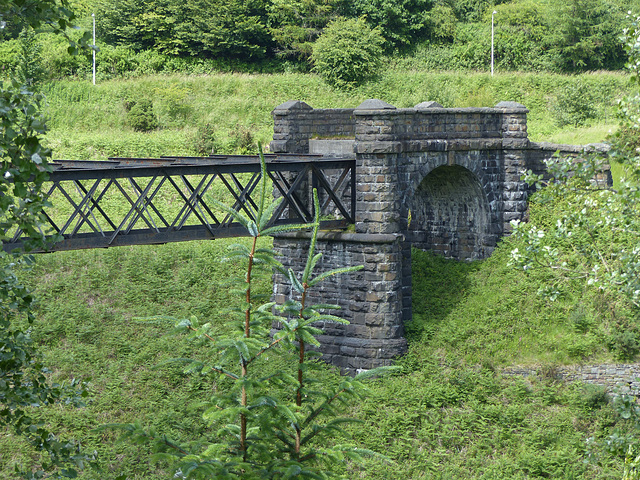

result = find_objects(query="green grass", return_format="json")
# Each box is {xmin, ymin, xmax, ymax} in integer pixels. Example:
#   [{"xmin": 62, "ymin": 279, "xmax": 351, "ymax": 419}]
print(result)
[
  {"xmin": 406, "ymin": 246, "xmax": 613, "ymax": 367},
  {"xmin": 343, "ymin": 366, "xmax": 621, "ymax": 479},
  {"xmin": 542, "ymin": 124, "xmax": 619, "ymax": 145},
  {"xmin": 2, "ymin": 239, "xmax": 271, "ymax": 478},
  {"xmin": 41, "ymin": 71, "xmax": 633, "ymax": 160},
  {"xmin": 1, "ymin": 235, "xmax": 627, "ymax": 479}
]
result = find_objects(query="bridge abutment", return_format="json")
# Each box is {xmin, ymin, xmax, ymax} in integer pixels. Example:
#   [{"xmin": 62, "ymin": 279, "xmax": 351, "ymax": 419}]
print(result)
[{"xmin": 273, "ymin": 231, "xmax": 407, "ymax": 370}]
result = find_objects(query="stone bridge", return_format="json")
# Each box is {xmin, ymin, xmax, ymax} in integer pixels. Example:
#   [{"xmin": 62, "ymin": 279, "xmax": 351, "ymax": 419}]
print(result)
[{"xmin": 269, "ymin": 98, "xmax": 609, "ymax": 371}]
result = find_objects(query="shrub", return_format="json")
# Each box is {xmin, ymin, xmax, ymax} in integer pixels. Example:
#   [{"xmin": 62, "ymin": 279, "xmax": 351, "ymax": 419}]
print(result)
[
  {"xmin": 349, "ymin": 0, "xmax": 431, "ymax": 52},
  {"xmin": 608, "ymin": 329, "xmax": 640, "ymax": 361},
  {"xmin": 193, "ymin": 123, "xmax": 217, "ymax": 155},
  {"xmin": 429, "ymin": 4, "xmax": 457, "ymax": 42},
  {"xmin": 37, "ymin": 31, "xmax": 90, "ymax": 79},
  {"xmin": 552, "ymin": 80, "xmax": 597, "ymax": 127},
  {"xmin": 311, "ymin": 17, "xmax": 384, "ymax": 89},
  {"xmin": 125, "ymin": 98, "xmax": 159, "ymax": 132},
  {"xmin": 16, "ymin": 27, "xmax": 45, "ymax": 86},
  {"xmin": 230, "ymin": 124, "xmax": 255, "ymax": 154},
  {"xmin": 97, "ymin": 45, "xmax": 138, "ymax": 78},
  {"xmin": 0, "ymin": 38, "xmax": 20, "ymax": 78},
  {"xmin": 153, "ymin": 84, "xmax": 193, "ymax": 127},
  {"xmin": 133, "ymin": 49, "xmax": 167, "ymax": 75}
]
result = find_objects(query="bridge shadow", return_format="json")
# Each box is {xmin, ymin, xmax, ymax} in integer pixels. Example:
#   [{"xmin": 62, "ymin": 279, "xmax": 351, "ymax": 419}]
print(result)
[{"xmin": 407, "ymin": 248, "xmax": 481, "ymax": 342}]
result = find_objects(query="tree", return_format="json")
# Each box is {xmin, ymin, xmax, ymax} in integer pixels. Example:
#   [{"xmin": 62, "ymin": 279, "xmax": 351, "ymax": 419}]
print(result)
[
  {"xmin": 267, "ymin": 0, "xmax": 342, "ymax": 61},
  {"xmin": 311, "ymin": 17, "xmax": 384, "ymax": 89},
  {"xmin": 0, "ymin": 1, "xmax": 92, "ymax": 477},
  {"xmin": 510, "ymin": 11, "xmax": 640, "ymax": 308},
  {"xmin": 97, "ymin": 0, "xmax": 274, "ymax": 59},
  {"xmin": 549, "ymin": 0, "xmax": 626, "ymax": 71},
  {"xmin": 348, "ymin": 0, "xmax": 432, "ymax": 52}
]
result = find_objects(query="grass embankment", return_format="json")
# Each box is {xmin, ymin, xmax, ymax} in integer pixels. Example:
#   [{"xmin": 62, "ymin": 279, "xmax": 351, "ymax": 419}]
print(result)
[
  {"xmin": 1, "ymin": 71, "xmax": 636, "ymax": 478},
  {"xmin": 43, "ymin": 70, "xmax": 632, "ymax": 161},
  {"xmin": 1, "ymin": 217, "xmax": 627, "ymax": 478}
]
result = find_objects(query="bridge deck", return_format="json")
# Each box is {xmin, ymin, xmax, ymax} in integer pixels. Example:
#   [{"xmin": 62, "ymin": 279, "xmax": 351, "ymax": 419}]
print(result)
[{"xmin": 3, "ymin": 154, "xmax": 356, "ymax": 252}]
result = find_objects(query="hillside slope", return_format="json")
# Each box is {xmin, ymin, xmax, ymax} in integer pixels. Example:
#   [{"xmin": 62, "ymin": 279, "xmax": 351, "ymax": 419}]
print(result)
[{"xmin": 1, "ymin": 71, "xmax": 636, "ymax": 478}]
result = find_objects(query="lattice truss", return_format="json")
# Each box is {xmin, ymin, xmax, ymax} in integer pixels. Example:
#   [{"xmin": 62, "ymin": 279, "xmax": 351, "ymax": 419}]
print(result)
[{"xmin": 3, "ymin": 155, "xmax": 355, "ymax": 252}]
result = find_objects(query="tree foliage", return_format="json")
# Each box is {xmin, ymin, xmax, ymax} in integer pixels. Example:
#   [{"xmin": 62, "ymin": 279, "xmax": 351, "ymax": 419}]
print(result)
[
  {"xmin": 2, "ymin": 0, "xmax": 634, "ymax": 76},
  {"xmin": 347, "ymin": 0, "xmax": 432, "ymax": 52},
  {"xmin": 548, "ymin": 0, "xmax": 626, "ymax": 72},
  {"xmin": 510, "ymin": 10, "xmax": 640, "ymax": 469},
  {"xmin": 267, "ymin": 0, "xmax": 343, "ymax": 60},
  {"xmin": 0, "ymin": 1, "xmax": 92, "ymax": 477},
  {"xmin": 97, "ymin": 0, "xmax": 273, "ymax": 59},
  {"xmin": 311, "ymin": 17, "xmax": 384, "ymax": 88}
]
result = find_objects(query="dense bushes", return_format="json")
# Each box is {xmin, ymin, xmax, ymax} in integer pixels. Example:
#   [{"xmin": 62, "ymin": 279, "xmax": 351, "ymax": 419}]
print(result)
[
  {"xmin": 0, "ymin": 0, "xmax": 634, "ymax": 86},
  {"xmin": 347, "ymin": 0, "xmax": 432, "ymax": 52},
  {"xmin": 551, "ymin": 80, "xmax": 598, "ymax": 127}
]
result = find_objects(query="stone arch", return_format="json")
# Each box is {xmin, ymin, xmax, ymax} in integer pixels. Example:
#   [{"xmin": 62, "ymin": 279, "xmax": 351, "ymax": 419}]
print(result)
[{"xmin": 407, "ymin": 164, "xmax": 495, "ymax": 260}]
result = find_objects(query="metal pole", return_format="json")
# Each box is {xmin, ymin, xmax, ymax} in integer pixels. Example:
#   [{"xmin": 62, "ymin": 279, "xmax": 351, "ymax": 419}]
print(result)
[
  {"xmin": 92, "ymin": 13, "xmax": 96, "ymax": 85},
  {"xmin": 491, "ymin": 11, "xmax": 497, "ymax": 77}
]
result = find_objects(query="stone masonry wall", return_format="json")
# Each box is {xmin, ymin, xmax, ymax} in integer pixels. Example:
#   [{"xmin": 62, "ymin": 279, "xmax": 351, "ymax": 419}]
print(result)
[
  {"xmin": 269, "ymin": 99, "xmax": 533, "ymax": 369},
  {"xmin": 527, "ymin": 141, "xmax": 612, "ymax": 187},
  {"xmin": 272, "ymin": 231, "xmax": 407, "ymax": 371},
  {"xmin": 504, "ymin": 364, "xmax": 640, "ymax": 397},
  {"xmin": 271, "ymin": 100, "xmax": 355, "ymax": 154}
]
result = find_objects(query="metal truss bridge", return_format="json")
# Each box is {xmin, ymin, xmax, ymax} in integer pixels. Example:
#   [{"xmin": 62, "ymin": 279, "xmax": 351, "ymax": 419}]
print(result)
[{"xmin": 2, "ymin": 154, "xmax": 355, "ymax": 252}]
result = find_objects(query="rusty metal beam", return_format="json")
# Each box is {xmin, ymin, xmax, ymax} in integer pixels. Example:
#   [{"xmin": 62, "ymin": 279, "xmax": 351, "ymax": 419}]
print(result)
[{"xmin": 2, "ymin": 155, "xmax": 355, "ymax": 253}]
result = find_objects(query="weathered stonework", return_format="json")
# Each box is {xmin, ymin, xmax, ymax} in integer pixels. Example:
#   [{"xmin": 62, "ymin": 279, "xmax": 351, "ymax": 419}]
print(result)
[
  {"xmin": 270, "ymin": 99, "xmax": 612, "ymax": 371},
  {"xmin": 273, "ymin": 231, "xmax": 407, "ymax": 370},
  {"xmin": 503, "ymin": 364, "xmax": 640, "ymax": 397}
]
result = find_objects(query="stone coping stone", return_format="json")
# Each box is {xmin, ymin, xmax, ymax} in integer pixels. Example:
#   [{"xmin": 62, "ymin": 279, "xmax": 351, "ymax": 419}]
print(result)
[
  {"xmin": 274, "ymin": 231, "xmax": 404, "ymax": 244},
  {"xmin": 310, "ymin": 108, "xmax": 356, "ymax": 114},
  {"xmin": 415, "ymin": 101, "xmax": 444, "ymax": 109},
  {"xmin": 355, "ymin": 99, "xmax": 396, "ymax": 110},
  {"xmin": 495, "ymin": 101, "xmax": 528, "ymax": 111},
  {"xmin": 272, "ymin": 100, "xmax": 530, "ymax": 115},
  {"xmin": 354, "ymin": 106, "xmax": 529, "ymax": 116},
  {"xmin": 272, "ymin": 100, "xmax": 313, "ymax": 113}
]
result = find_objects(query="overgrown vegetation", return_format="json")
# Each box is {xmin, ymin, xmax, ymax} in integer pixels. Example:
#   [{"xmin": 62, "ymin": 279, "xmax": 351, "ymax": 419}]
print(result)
[
  {"xmin": 2, "ymin": 194, "xmax": 635, "ymax": 478},
  {"xmin": 507, "ymin": 12, "xmax": 640, "ymax": 474},
  {"xmin": 311, "ymin": 17, "xmax": 384, "ymax": 89},
  {"xmin": 3, "ymin": 2, "xmax": 640, "ymax": 477},
  {"xmin": 0, "ymin": 69, "xmax": 637, "ymax": 478},
  {"xmin": 36, "ymin": 70, "xmax": 632, "ymax": 166}
]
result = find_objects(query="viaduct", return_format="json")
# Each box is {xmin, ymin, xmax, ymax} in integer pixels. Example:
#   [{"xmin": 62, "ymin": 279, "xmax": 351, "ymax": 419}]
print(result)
[{"xmin": 269, "ymin": 98, "xmax": 609, "ymax": 371}]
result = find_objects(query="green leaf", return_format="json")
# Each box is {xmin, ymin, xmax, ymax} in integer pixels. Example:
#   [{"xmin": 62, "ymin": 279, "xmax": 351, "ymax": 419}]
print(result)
[
  {"xmin": 258, "ymin": 196, "xmax": 283, "ymax": 230},
  {"xmin": 261, "ymin": 222, "xmax": 312, "ymax": 237},
  {"xmin": 288, "ymin": 268, "xmax": 305, "ymax": 294}
]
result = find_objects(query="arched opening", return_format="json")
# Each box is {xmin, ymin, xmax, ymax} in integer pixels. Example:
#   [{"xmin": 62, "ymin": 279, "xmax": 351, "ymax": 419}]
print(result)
[{"xmin": 408, "ymin": 165, "xmax": 493, "ymax": 261}]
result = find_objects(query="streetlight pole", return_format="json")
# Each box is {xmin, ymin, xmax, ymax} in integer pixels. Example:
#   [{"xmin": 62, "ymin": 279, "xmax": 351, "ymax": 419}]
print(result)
[
  {"xmin": 491, "ymin": 10, "xmax": 497, "ymax": 77},
  {"xmin": 92, "ymin": 13, "xmax": 96, "ymax": 85}
]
